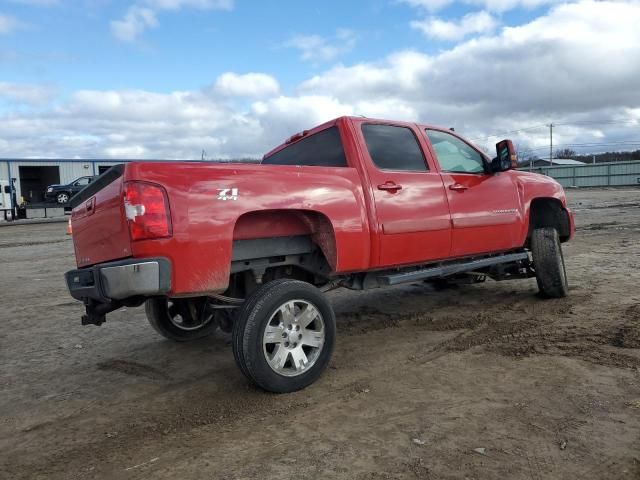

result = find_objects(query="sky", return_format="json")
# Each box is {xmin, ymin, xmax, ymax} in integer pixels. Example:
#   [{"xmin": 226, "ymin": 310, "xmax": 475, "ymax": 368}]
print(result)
[{"xmin": 0, "ymin": 0, "xmax": 639, "ymax": 159}]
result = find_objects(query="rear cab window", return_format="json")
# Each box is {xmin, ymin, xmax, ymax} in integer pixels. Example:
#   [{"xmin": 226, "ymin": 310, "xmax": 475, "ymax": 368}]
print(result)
[
  {"xmin": 425, "ymin": 129, "xmax": 487, "ymax": 174},
  {"xmin": 361, "ymin": 124, "xmax": 428, "ymax": 172},
  {"xmin": 262, "ymin": 126, "xmax": 347, "ymax": 167}
]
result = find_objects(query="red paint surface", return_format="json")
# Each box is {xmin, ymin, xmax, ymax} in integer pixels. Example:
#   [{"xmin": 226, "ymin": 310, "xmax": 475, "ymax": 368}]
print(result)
[{"xmin": 71, "ymin": 116, "xmax": 574, "ymax": 296}]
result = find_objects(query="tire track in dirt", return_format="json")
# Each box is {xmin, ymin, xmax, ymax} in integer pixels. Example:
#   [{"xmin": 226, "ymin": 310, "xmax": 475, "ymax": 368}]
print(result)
[
  {"xmin": 96, "ymin": 359, "xmax": 171, "ymax": 381},
  {"xmin": 337, "ymin": 294, "xmax": 640, "ymax": 370}
]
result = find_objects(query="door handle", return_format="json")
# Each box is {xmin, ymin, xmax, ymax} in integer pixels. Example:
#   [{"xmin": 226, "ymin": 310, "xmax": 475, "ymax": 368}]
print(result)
[
  {"xmin": 377, "ymin": 182, "xmax": 403, "ymax": 192},
  {"xmin": 85, "ymin": 198, "xmax": 95, "ymax": 215},
  {"xmin": 449, "ymin": 183, "xmax": 468, "ymax": 192}
]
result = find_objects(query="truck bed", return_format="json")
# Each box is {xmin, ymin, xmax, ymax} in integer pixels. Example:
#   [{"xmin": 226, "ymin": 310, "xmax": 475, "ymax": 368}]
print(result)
[{"xmin": 71, "ymin": 161, "xmax": 371, "ymax": 296}]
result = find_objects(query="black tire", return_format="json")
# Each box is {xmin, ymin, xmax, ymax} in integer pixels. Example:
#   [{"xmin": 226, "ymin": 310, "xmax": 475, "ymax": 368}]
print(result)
[
  {"xmin": 531, "ymin": 227, "xmax": 568, "ymax": 298},
  {"xmin": 232, "ymin": 279, "xmax": 336, "ymax": 393},
  {"xmin": 145, "ymin": 297, "xmax": 218, "ymax": 342}
]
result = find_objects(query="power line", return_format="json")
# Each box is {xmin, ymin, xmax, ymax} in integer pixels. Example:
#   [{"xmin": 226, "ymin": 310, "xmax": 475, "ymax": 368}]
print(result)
[
  {"xmin": 519, "ymin": 140, "xmax": 640, "ymax": 154},
  {"xmin": 554, "ymin": 119, "xmax": 639, "ymax": 127},
  {"xmin": 549, "ymin": 123, "xmax": 553, "ymax": 163},
  {"xmin": 470, "ymin": 117, "xmax": 639, "ymax": 142}
]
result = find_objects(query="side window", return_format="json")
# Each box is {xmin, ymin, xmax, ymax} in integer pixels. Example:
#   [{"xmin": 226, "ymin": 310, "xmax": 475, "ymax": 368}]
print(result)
[
  {"xmin": 262, "ymin": 126, "xmax": 347, "ymax": 167},
  {"xmin": 425, "ymin": 129, "xmax": 486, "ymax": 174},
  {"xmin": 75, "ymin": 177, "xmax": 90, "ymax": 186},
  {"xmin": 361, "ymin": 124, "xmax": 427, "ymax": 172}
]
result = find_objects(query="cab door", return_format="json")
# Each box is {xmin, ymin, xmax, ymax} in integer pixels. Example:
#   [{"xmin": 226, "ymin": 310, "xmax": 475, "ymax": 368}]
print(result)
[
  {"xmin": 357, "ymin": 122, "xmax": 452, "ymax": 268},
  {"xmin": 424, "ymin": 129, "xmax": 523, "ymax": 258}
]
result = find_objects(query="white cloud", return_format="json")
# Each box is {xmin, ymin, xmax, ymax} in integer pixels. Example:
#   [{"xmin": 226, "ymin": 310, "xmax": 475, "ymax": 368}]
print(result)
[
  {"xmin": 411, "ymin": 11, "xmax": 497, "ymax": 40},
  {"xmin": 214, "ymin": 72, "xmax": 280, "ymax": 97},
  {"xmin": 111, "ymin": 7, "xmax": 158, "ymax": 42},
  {"xmin": 285, "ymin": 29, "xmax": 356, "ymax": 63},
  {"xmin": 300, "ymin": 1, "xmax": 640, "ymax": 153},
  {"xmin": 399, "ymin": 0, "xmax": 562, "ymax": 12},
  {"xmin": 112, "ymin": 0, "xmax": 233, "ymax": 42},
  {"xmin": 0, "ymin": 14, "xmax": 22, "ymax": 35},
  {"xmin": 1, "ymin": 1, "xmax": 640, "ymax": 160},
  {"xmin": 470, "ymin": 0, "xmax": 562, "ymax": 12},
  {"xmin": 0, "ymin": 82, "xmax": 55, "ymax": 105}
]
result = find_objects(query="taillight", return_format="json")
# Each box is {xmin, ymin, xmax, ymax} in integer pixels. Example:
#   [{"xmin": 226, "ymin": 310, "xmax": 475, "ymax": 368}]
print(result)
[{"xmin": 124, "ymin": 181, "xmax": 172, "ymax": 241}]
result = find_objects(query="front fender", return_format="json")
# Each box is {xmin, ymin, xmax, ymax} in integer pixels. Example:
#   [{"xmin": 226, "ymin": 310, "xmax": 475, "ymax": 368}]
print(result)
[{"xmin": 513, "ymin": 171, "xmax": 573, "ymax": 244}]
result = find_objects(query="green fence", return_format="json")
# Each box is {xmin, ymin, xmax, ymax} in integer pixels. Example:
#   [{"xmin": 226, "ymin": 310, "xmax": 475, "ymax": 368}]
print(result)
[{"xmin": 519, "ymin": 160, "xmax": 640, "ymax": 188}]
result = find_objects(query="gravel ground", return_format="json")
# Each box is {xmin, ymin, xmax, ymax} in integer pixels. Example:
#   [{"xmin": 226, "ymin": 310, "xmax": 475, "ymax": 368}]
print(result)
[{"xmin": 1, "ymin": 187, "xmax": 639, "ymax": 480}]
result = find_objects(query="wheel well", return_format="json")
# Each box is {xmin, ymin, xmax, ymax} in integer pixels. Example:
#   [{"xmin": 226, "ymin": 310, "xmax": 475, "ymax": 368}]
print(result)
[
  {"xmin": 229, "ymin": 210, "xmax": 337, "ymax": 298},
  {"xmin": 527, "ymin": 198, "xmax": 571, "ymax": 244},
  {"xmin": 233, "ymin": 209, "xmax": 337, "ymax": 269}
]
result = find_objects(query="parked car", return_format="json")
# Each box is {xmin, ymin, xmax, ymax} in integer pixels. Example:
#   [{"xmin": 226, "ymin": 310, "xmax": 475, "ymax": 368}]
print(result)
[
  {"xmin": 65, "ymin": 116, "xmax": 574, "ymax": 393},
  {"xmin": 45, "ymin": 176, "xmax": 97, "ymax": 204}
]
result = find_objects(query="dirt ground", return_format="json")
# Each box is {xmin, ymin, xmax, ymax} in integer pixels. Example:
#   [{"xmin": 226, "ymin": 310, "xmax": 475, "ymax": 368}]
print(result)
[{"xmin": 1, "ymin": 188, "xmax": 639, "ymax": 480}]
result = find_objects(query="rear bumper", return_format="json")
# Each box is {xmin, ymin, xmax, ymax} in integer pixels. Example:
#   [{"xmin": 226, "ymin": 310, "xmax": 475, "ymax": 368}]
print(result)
[{"xmin": 65, "ymin": 257, "xmax": 171, "ymax": 303}]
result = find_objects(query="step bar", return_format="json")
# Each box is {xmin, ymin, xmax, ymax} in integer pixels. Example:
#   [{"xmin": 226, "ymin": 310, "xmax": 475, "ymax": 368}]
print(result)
[{"xmin": 377, "ymin": 251, "xmax": 530, "ymax": 286}]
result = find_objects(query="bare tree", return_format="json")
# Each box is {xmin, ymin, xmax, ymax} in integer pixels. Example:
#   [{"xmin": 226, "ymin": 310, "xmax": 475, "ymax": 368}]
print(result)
[{"xmin": 554, "ymin": 148, "xmax": 576, "ymax": 159}]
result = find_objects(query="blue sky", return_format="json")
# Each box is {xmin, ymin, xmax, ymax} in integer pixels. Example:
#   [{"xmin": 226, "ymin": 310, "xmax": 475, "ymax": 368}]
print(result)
[
  {"xmin": 4, "ymin": 0, "xmax": 546, "ymax": 94},
  {"xmin": 1, "ymin": 0, "xmax": 639, "ymax": 159}
]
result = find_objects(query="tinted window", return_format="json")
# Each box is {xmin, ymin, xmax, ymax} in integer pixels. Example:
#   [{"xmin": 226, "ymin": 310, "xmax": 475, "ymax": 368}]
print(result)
[
  {"xmin": 362, "ymin": 124, "xmax": 427, "ymax": 171},
  {"xmin": 75, "ymin": 177, "xmax": 91, "ymax": 186},
  {"xmin": 425, "ymin": 130, "xmax": 485, "ymax": 174},
  {"xmin": 263, "ymin": 127, "xmax": 347, "ymax": 167}
]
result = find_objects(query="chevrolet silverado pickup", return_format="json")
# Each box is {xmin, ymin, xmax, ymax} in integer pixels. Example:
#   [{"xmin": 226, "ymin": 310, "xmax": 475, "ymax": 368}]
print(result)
[{"xmin": 65, "ymin": 116, "xmax": 574, "ymax": 393}]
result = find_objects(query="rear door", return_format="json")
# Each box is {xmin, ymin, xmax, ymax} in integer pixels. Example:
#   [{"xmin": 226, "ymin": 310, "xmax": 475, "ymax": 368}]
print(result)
[
  {"xmin": 357, "ymin": 122, "xmax": 452, "ymax": 268},
  {"xmin": 424, "ymin": 129, "xmax": 522, "ymax": 258}
]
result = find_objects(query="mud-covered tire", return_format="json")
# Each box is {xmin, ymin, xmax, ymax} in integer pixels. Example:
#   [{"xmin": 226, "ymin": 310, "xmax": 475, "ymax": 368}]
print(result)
[
  {"xmin": 531, "ymin": 227, "xmax": 568, "ymax": 298},
  {"xmin": 145, "ymin": 297, "xmax": 218, "ymax": 342},
  {"xmin": 232, "ymin": 279, "xmax": 336, "ymax": 393}
]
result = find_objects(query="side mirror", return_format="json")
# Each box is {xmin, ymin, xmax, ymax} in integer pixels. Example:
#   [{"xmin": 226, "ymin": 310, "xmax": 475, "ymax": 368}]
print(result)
[{"xmin": 492, "ymin": 139, "xmax": 517, "ymax": 172}]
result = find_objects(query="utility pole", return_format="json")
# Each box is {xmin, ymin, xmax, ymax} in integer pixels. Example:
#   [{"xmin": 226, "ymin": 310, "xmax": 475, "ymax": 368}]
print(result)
[{"xmin": 549, "ymin": 123, "xmax": 553, "ymax": 165}]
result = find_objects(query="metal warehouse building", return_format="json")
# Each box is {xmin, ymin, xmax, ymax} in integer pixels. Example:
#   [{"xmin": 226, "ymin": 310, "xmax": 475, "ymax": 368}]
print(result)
[{"xmin": 1, "ymin": 159, "xmax": 123, "ymax": 204}]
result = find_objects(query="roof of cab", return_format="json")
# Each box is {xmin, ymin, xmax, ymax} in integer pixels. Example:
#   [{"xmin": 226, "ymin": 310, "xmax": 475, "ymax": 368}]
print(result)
[{"xmin": 262, "ymin": 116, "xmax": 454, "ymax": 159}]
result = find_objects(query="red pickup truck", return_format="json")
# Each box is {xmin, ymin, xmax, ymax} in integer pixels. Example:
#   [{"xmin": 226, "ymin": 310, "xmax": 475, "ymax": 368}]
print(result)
[{"xmin": 66, "ymin": 116, "xmax": 574, "ymax": 392}]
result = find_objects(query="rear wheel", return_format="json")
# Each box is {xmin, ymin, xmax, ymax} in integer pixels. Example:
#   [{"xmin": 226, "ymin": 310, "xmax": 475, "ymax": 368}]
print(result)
[
  {"xmin": 531, "ymin": 227, "xmax": 568, "ymax": 298},
  {"xmin": 232, "ymin": 279, "xmax": 336, "ymax": 393},
  {"xmin": 145, "ymin": 297, "xmax": 218, "ymax": 341}
]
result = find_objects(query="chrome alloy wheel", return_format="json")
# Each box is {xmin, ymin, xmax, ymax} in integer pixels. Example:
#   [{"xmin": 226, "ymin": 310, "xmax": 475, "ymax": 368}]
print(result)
[
  {"xmin": 262, "ymin": 299, "xmax": 325, "ymax": 377},
  {"xmin": 166, "ymin": 299, "xmax": 214, "ymax": 331}
]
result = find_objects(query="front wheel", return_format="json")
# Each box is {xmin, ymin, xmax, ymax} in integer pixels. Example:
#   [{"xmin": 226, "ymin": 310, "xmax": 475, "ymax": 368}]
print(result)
[
  {"xmin": 145, "ymin": 297, "xmax": 218, "ymax": 341},
  {"xmin": 531, "ymin": 227, "xmax": 568, "ymax": 298},
  {"xmin": 232, "ymin": 279, "xmax": 336, "ymax": 393},
  {"xmin": 56, "ymin": 192, "xmax": 70, "ymax": 204}
]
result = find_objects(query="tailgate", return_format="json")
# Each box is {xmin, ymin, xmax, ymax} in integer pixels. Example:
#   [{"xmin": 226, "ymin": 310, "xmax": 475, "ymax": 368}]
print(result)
[{"xmin": 70, "ymin": 165, "xmax": 131, "ymax": 268}]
